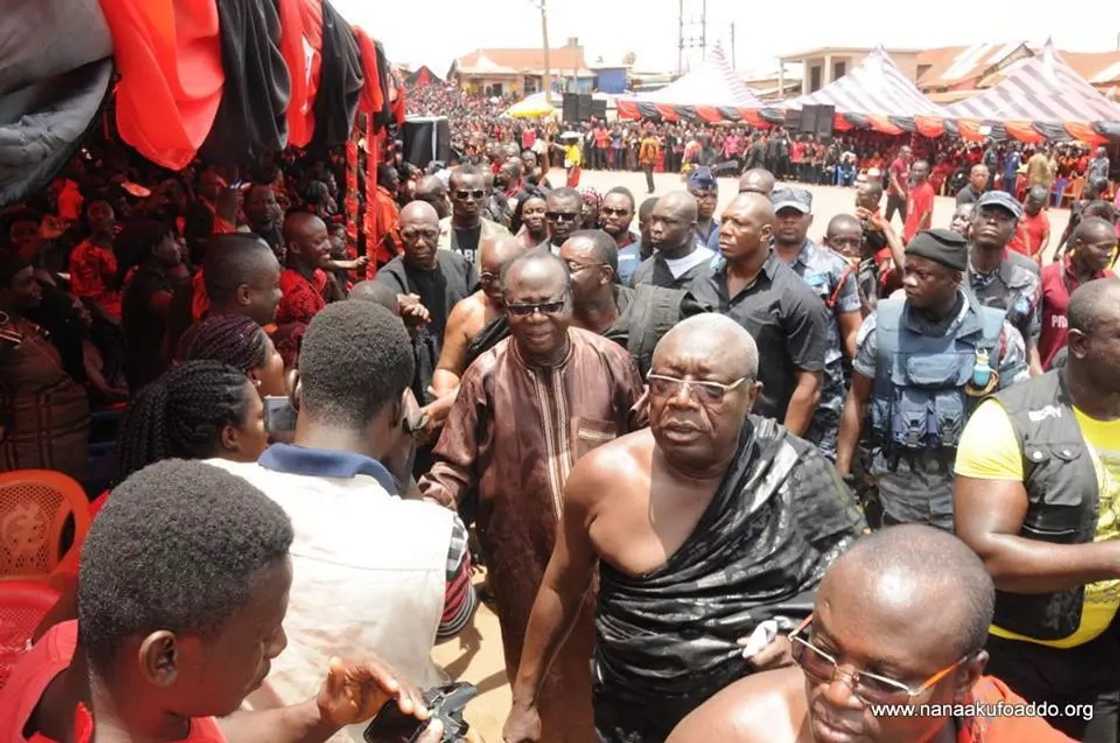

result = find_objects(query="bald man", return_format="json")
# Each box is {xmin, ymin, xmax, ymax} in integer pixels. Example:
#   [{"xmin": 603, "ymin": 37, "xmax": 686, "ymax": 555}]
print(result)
[
  {"xmin": 688, "ymin": 193, "xmax": 830, "ymax": 437},
  {"xmin": 738, "ymin": 167, "xmax": 776, "ymax": 196},
  {"xmin": 421, "ymin": 251, "xmax": 646, "ymax": 743},
  {"xmin": 668, "ymin": 525, "xmax": 1070, "ymax": 743},
  {"xmin": 414, "ymin": 175, "xmax": 451, "ymax": 220},
  {"xmin": 631, "ymin": 192, "xmax": 716, "ymax": 290},
  {"xmin": 375, "ymin": 201, "xmax": 476, "ymax": 425},
  {"xmin": 503, "ymin": 314, "xmax": 865, "ymax": 743}
]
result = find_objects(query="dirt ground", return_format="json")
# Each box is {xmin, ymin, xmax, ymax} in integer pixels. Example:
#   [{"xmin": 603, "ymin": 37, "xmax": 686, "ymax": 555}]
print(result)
[{"xmin": 431, "ymin": 167, "xmax": 1072, "ymax": 742}]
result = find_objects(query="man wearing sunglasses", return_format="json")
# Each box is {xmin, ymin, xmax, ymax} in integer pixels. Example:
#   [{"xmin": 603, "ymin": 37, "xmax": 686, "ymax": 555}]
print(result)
[
  {"xmin": 504, "ymin": 313, "xmax": 864, "ymax": 743},
  {"xmin": 631, "ymin": 192, "xmax": 716, "ymax": 290},
  {"xmin": 668, "ymin": 525, "xmax": 1070, "ymax": 743},
  {"xmin": 421, "ymin": 251, "xmax": 646, "ymax": 742},
  {"xmin": 544, "ymin": 188, "xmax": 584, "ymax": 254},
  {"xmin": 435, "ymin": 163, "xmax": 510, "ymax": 267},
  {"xmin": 599, "ymin": 188, "xmax": 641, "ymax": 285}
]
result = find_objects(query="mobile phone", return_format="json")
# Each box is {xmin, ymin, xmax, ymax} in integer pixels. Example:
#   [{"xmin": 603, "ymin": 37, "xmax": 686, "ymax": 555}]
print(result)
[
  {"xmin": 362, "ymin": 700, "xmax": 430, "ymax": 743},
  {"xmin": 262, "ymin": 395, "xmax": 297, "ymax": 435}
]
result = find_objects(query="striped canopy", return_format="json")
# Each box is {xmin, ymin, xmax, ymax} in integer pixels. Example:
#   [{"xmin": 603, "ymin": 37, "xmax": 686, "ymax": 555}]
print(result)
[{"xmin": 944, "ymin": 41, "xmax": 1120, "ymax": 143}]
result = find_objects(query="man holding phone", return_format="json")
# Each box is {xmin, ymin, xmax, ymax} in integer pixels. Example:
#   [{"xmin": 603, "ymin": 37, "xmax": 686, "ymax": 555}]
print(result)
[{"xmin": 211, "ymin": 301, "xmax": 477, "ymax": 741}]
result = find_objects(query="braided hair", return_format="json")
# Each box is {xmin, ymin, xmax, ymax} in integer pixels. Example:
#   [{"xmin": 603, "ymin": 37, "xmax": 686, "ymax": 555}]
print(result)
[
  {"xmin": 175, "ymin": 314, "xmax": 269, "ymax": 375},
  {"xmin": 116, "ymin": 361, "xmax": 253, "ymax": 483}
]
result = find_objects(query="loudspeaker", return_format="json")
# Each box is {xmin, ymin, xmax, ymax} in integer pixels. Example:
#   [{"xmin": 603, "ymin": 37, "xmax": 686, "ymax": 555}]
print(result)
[
  {"xmin": 809, "ymin": 104, "xmax": 835, "ymax": 136},
  {"xmin": 784, "ymin": 108, "xmax": 802, "ymax": 130},
  {"xmin": 403, "ymin": 116, "xmax": 451, "ymax": 168},
  {"xmin": 591, "ymin": 99, "xmax": 607, "ymax": 120},
  {"xmin": 578, "ymin": 94, "xmax": 594, "ymax": 120},
  {"xmin": 563, "ymin": 93, "xmax": 580, "ymax": 123}
]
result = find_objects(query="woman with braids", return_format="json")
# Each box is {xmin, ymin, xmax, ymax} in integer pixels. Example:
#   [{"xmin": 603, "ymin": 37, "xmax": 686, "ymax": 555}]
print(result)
[
  {"xmin": 118, "ymin": 219, "xmax": 187, "ymax": 392},
  {"xmin": 34, "ymin": 359, "xmax": 268, "ymax": 638},
  {"xmin": 174, "ymin": 313, "xmax": 287, "ymax": 397}
]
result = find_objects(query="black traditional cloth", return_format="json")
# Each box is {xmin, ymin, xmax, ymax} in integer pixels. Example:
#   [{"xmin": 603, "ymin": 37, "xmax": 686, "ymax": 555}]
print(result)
[
  {"xmin": 592, "ymin": 416, "xmax": 866, "ymax": 736},
  {"xmin": 200, "ymin": 0, "xmax": 290, "ymax": 166},
  {"xmin": 310, "ymin": 0, "xmax": 363, "ymax": 152}
]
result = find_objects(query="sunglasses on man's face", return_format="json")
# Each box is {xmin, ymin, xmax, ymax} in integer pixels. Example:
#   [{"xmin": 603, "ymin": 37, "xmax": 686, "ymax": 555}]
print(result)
[
  {"xmin": 454, "ymin": 189, "xmax": 486, "ymax": 201},
  {"xmin": 546, "ymin": 211, "xmax": 580, "ymax": 223},
  {"xmin": 506, "ymin": 298, "xmax": 567, "ymax": 317},
  {"xmin": 601, "ymin": 207, "xmax": 631, "ymax": 217}
]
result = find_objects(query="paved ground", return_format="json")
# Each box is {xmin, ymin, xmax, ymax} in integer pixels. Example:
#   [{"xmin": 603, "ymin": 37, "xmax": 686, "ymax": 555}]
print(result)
[{"xmin": 429, "ymin": 168, "xmax": 1072, "ymax": 741}]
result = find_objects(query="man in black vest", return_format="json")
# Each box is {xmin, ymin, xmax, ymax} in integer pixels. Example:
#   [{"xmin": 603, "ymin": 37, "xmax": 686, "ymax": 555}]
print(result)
[{"xmin": 955, "ymin": 277, "xmax": 1120, "ymax": 741}]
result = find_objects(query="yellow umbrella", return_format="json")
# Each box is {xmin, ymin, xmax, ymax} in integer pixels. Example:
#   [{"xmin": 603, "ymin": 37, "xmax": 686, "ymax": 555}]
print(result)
[{"xmin": 506, "ymin": 92, "xmax": 555, "ymax": 118}]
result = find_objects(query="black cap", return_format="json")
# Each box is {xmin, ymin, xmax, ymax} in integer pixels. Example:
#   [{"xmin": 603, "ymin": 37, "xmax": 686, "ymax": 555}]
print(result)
[
  {"xmin": 975, "ymin": 190, "xmax": 1023, "ymax": 220},
  {"xmin": 905, "ymin": 229, "xmax": 968, "ymax": 271}
]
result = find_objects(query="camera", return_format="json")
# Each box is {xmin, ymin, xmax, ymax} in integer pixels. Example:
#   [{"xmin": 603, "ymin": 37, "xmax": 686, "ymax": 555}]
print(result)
[{"xmin": 363, "ymin": 682, "xmax": 478, "ymax": 743}]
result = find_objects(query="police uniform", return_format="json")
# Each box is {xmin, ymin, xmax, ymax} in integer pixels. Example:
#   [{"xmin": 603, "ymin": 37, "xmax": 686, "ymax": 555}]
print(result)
[{"xmin": 852, "ymin": 230, "xmax": 1029, "ymax": 529}]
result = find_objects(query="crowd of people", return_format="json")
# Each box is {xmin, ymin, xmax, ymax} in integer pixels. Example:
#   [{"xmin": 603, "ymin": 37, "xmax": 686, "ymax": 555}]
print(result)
[{"xmin": 5, "ymin": 84, "xmax": 1120, "ymax": 743}]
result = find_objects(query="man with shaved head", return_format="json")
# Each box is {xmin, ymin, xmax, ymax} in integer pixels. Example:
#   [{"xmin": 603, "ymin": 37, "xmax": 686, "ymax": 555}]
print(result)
[
  {"xmin": 503, "ymin": 313, "xmax": 864, "ymax": 742},
  {"xmin": 689, "ymin": 192, "xmax": 830, "ymax": 437},
  {"xmin": 421, "ymin": 251, "xmax": 645, "ymax": 742},
  {"xmin": 544, "ymin": 188, "xmax": 583, "ymax": 253},
  {"xmin": 414, "ymin": 174, "xmax": 451, "ymax": 220},
  {"xmin": 668, "ymin": 525, "xmax": 1069, "ymax": 743},
  {"xmin": 375, "ymin": 201, "xmax": 476, "ymax": 453},
  {"xmin": 738, "ymin": 167, "xmax": 776, "ymax": 196},
  {"xmin": 271, "ymin": 212, "xmax": 337, "ymax": 366},
  {"xmin": 955, "ymin": 277, "xmax": 1120, "ymax": 738},
  {"xmin": 956, "ymin": 163, "xmax": 991, "ymax": 206},
  {"xmin": 631, "ymin": 191, "xmax": 716, "ymax": 290},
  {"xmin": 1036, "ymin": 217, "xmax": 1117, "ymax": 370}
]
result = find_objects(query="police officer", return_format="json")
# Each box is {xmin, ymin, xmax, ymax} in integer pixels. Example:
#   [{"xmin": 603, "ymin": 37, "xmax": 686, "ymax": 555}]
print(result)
[
  {"xmin": 771, "ymin": 188, "xmax": 862, "ymax": 460},
  {"xmin": 955, "ymin": 277, "xmax": 1120, "ymax": 741},
  {"xmin": 836, "ymin": 229, "xmax": 1028, "ymax": 530},
  {"xmin": 967, "ymin": 190, "xmax": 1044, "ymax": 375}
]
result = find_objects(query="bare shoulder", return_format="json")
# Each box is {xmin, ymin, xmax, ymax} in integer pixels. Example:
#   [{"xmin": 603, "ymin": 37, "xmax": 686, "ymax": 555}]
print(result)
[
  {"xmin": 448, "ymin": 291, "xmax": 485, "ymax": 326},
  {"xmin": 667, "ymin": 667, "xmax": 806, "ymax": 743},
  {"xmin": 566, "ymin": 429, "xmax": 654, "ymax": 506}
]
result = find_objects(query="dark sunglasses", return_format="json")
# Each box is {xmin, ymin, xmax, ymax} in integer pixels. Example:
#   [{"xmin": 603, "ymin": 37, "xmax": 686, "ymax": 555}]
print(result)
[
  {"xmin": 507, "ymin": 298, "xmax": 567, "ymax": 317},
  {"xmin": 601, "ymin": 207, "xmax": 631, "ymax": 217},
  {"xmin": 546, "ymin": 211, "xmax": 579, "ymax": 222},
  {"xmin": 455, "ymin": 189, "xmax": 486, "ymax": 200}
]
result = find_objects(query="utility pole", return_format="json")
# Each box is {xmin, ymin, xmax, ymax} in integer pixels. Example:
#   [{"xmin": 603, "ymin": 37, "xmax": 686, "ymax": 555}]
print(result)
[
  {"xmin": 730, "ymin": 22, "xmax": 736, "ymax": 69},
  {"xmin": 538, "ymin": 0, "xmax": 551, "ymax": 97},
  {"xmin": 678, "ymin": 0, "xmax": 707, "ymax": 75},
  {"xmin": 678, "ymin": 0, "xmax": 683, "ymax": 76}
]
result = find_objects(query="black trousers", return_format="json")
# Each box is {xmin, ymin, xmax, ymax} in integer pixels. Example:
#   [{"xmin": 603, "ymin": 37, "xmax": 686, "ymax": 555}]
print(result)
[
  {"xmin": 643, "ymin": 166, "xmax": 655, "ymax": 194},
  {"xmin": 985, "ymin": 621, "xmax": 1120, "ymax": 742},
  {"xmin": 884, "ymin": 193, "xmax": 908, "ymax": 226}
]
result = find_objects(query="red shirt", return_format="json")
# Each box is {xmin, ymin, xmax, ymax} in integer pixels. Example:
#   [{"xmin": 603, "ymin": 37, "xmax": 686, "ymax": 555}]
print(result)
[
  {"xmin": 276, "ymin": 267, "xmax": 328, "ymax": 326},
  {"xmin": 1008, "ymin": 211, "xmax": 1049, "ymax": 259},
  {"xmin": 1039, "ymin": 257, "xmax": 1114, "ymax": 369},
  {"xmin": 68, "ymin": 239, "xmax": 121, "ymax": 318},
  {"xmin": 903, "ymin": 182, "xmax": 935, "ymax": 243},
  {"xmin": 958, "ymin": 676, "xmax": 1074, "ymax": 742},
  {"xmin": 593, "ymin": 128, "xmax": 610, "ymax": 148},
  {"xmin": 72, "ymin": 703, "xmax": 225, "ymax": 743}
]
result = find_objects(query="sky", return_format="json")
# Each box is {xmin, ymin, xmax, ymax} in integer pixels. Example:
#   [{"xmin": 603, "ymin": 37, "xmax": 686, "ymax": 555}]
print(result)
[{"xmin": 333, "ymin": 0, "xmax": 1120, "ymax": 77}]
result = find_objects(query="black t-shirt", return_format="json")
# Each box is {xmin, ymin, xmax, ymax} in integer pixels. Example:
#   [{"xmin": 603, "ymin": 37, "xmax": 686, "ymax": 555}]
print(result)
[
  {"xmin": 453, "ymin": 225, "xmax": 481, "ymax": 266},
  {"xmin": 688, "ymin": 252, "xmax": 830, "ymax": 423}
]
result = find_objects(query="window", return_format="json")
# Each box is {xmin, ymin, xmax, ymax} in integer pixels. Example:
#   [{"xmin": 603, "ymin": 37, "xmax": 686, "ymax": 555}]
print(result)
[
  {"xmin": 833, "ymin": 61, "xmax": 846, "ymax": 79},
  {"xmin": 810, "ymin": 65, "xmax": 822, "ymax": 92}
]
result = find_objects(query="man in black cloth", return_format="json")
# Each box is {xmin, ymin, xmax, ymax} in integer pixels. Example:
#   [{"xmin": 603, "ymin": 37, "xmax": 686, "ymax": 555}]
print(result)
[
  {"xmin": 503, "ymin": 313, "xmax": 866, "ymax": 743},
  {"xmin": 376, "ymin": 200, "xmax": 476, "ymax": 415},
  {"xmin": 245, "ymin": 183, "xmax": 286, "ymax": 260},
  {"xmin": 630, "ymin": 192, "xmax": 716, "ymax": 290}
]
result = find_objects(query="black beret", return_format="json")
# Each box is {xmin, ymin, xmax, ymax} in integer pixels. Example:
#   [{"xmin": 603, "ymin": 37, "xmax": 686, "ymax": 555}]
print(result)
[{"xmin": 905, "ymin": 228, "xmax": 968, "ymax": 272}]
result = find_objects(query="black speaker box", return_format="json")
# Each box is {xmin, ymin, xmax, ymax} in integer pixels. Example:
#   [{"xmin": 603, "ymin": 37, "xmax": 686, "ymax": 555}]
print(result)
[{"xmin": 403, "ymin": 117, "xmax": 451, "ymax": 168}]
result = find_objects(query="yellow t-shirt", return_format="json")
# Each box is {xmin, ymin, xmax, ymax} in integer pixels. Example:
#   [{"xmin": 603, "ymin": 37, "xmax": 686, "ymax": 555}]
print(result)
[
  {"xmin": 955, "ymin": 399, "xmax": 1120, "ymax": 648},
  {"xmin": 564, "ymin": 144, "xmax": 582, "ymax": 168}
]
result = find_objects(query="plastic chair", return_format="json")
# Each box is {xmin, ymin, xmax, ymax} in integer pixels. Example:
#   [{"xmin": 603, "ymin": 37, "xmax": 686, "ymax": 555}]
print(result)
[
  {"xmin": 0, "ymin": 579, "xmax": 61, "ymax": 690},
  {"xmin": 1061, "ymin": 176, "xmax": 1085, "ymax": 208},
  {"xmin": 0, "ymin": 470, "xmax": 90, "ymax": 581}
]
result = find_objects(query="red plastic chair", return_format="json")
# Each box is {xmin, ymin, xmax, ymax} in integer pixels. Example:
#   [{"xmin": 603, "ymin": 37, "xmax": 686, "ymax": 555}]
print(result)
[
  {"xmin": 0, "ymin": 470, "xmax": 91, "ymax": 581},
  {"xmin": 0, "ymin": 579, "xmax": 61, "ymax": 690}
]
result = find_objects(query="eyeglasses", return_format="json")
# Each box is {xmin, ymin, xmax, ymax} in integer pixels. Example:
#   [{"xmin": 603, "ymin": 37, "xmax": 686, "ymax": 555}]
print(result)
[
  {"xmin": 564, "ymin": 260, "xmax": 606, "ymax": 274},
  {"xmin": 601, "ymin": 207, "xmax": 632, "ymax": 217},
  {"xmin": 546, "ymin": 211, "xmax": 580, "ymax": 222},
  {"xmin": 646, "ymin": 372, "xmax": 747, "ymax": 404},
  {"xmin": 506, "ymin": 297, "xmax": 568, "ymax": 317},
  {"xmin": 401, "ymin": 228, "xmax": 439, "ymax": 241},
  {"xmin": 789, "ymin": 615, "xmax": 967, "ymax": 706},
  {"xmin": 454, "ymin": 189, "xmax": 486, "ymax": 200}
]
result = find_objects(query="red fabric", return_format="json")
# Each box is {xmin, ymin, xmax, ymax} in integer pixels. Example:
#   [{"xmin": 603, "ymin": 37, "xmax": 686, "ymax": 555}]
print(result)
[
  {"xmin": 1065, "ymin": 122, "xmax": 1109, "ymax": 147},
  {"xmin": 1, "ymin": 620, "xmax": 78, "ymax": 743},
  {"xmin": 372, "ymin": 186, "xmax": 401, "ymax": 265},
  {"xmin": 868, "ymin": 115, "xmax": 903, "ymax": 135},
  {"xmin": 1005, "ymin": 121, "xmax": 1044, "ymax": 144},
  {"xmin": 1008, "ymin": 211, "xmax": 1050, "ymax": 260},
  {"xmin": 566, "ymin": 165, "xmax": 582, "ymax": 188},
  {"xmin": 914, "ymin": 116, "xmax": 946, "ymax": 138},
  {"xmin": 903, "ymin": 182, "xmax": 935, "ymax": 244},
  {"xmin": 616, "ymin": 100, "xmax": 640, "ymax": 120},
  {"xmin": 654, "ymin": 104, "xmax": 679, "ymax": 122},
  {"xmin": 957, "ymin": 119, "xmax": 987, "ymax": 142},
  {"xmin": 276, "ymin": 268, "xmax": 328, "ymax": 326},
  {"xmin": 832, "ymin": 113, "xmax": 854, "ymax": 132},
  {"xmin": 68, "ymin": 240, "xmax": 121, "ymax": 319},
  {"xmin": 353, "ymin": 27, "xmax": 385, "ymax": 115},
  {"xmin": 1039, "ymin": 257, "xmax": 1114, "ymax": 369},
  {"xmin": 695, "ymin": 106, "xmax": 721, "ymax": 124},
  {"xmin": 958, "ymin": 676, "xmax": 1074, "ymax": 742},
  {"xmin": 191, "ymin": 270, "xmax": 209, "ymax": 322},
  {"xmin": 57, "ymin": 181, "xmax": 84, "ymax": 223},
  {"xmin": 277, "ymin": 0, "xmax": 309, "ymax": 147},
  {"xmin": 99, "ymin": 0, "xmax": 224, "ymax": 170}
]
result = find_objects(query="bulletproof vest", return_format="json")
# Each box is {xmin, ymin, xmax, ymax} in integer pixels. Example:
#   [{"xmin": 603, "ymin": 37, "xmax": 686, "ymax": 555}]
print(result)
[
  {"xmin": 989, "ymin": 370, "xmax": 1100, "ymax": 640},
  {"xmin": 970, "ymin": 256, "xmax": 1036, "ymax": 332},
  {"xmin": 871, "ymin": 296, "xmax": 1005, "ymax": 451}
]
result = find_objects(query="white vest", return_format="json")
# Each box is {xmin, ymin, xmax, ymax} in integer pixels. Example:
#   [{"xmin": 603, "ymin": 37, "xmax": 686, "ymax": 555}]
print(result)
[{"xmin": 207, "ymin": 459, "xmax": 452, "ymax": 741}]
